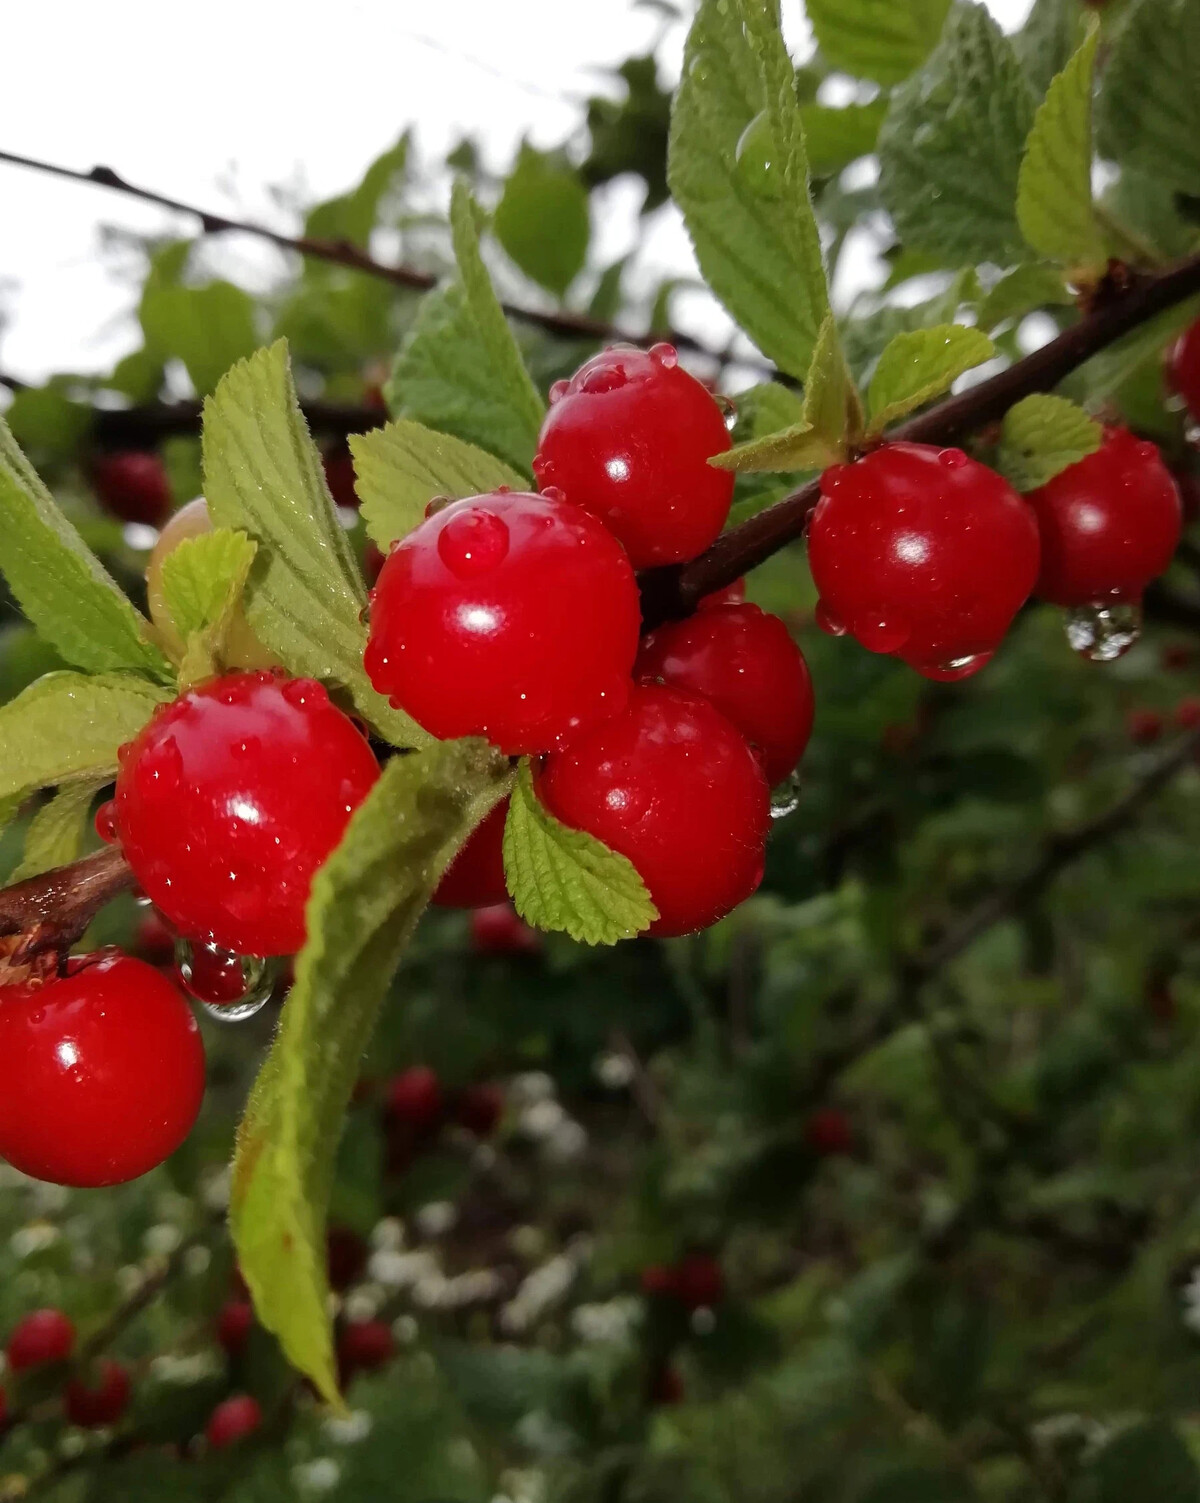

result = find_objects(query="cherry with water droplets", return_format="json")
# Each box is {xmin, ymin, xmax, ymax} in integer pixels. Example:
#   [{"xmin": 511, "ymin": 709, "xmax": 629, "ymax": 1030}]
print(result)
[{"xmin": 698, "ymin": 577, "xmax": 746, "ymax": 611}]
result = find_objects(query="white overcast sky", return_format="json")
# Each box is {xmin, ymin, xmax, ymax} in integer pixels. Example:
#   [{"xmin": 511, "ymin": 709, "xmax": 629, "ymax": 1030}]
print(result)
[{"xmin": 0, "ymin": 0, "xmax": 1034, "ymax": 384}]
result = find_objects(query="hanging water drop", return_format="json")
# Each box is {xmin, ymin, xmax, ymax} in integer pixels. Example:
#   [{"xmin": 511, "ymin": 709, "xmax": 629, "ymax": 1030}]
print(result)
[
  {"xmin": 734, "ymin": 111, "xmax": 782, "ymax": 200},
  {"xmin": 174, "ymin": 938, "xmax": 277, "ymax": 1023},
  {"xmin": 1064, "ymin": 601, "xmax": 1141, "ymax": 662},
  {"xmin": 769, "ymin": 770, "xmax": 802, "ymax": 820},
  {"xmin": 815, "ymin": 601, "xmax": 847, "ymax": 637}
]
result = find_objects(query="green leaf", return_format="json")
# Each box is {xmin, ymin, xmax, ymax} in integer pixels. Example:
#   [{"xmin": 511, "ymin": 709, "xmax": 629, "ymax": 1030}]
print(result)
[
  {"xmin": 1099, "ymin": 0, "xmax": 1200, "ymax": 198},
  {"xmin": 667, "ymin": 0, "xmax": 830, "ymax": 378},
  {"xmin": 1014, "ymin": 0, "xmax": 1087, "ymax": 99},
  {"xmin": 715, "ymin": 313, "xmax": 861, "ymax": 471},
  {"xmin": 387, "ymin": 183, "xmax": 545, "ymax": 476},
  {"xmin": 804, "ymin": 0, "xmax": 952, "ymax": 85},
  {"xmin": 878, "ymin": 3, "xmax": 1037, "ymax": 265},
  {"xmin": 1016, "ymin": 24, "xmax": 1105, "ymax": 272},
  {"xmin": 0, "ymin": 417, "xmax": 171, "ymax": 682},
  {"xmin": 140, "ymin": 280, "xmax": 260, "ymax": 399},
  {"xmin": 494, "ymin": 145, "xmax": 590, "ymax": 296},
  {"xmin": 978, "ymin": 264, "xmax": 1073, "ymax": 331},
  {"xmin": 2, "ymin": 385, "xmax": 92, "ymax": 463},
  {"xmin": 503, "ymin": 759, "xmax": 658, "ymax": 945},
  {"xmin": 201, "ymin": 341, "xmax": 429, "ymax": 749},
  {"xmin": 159, "ymin": 529, "xmax": 257, "ymax": 642},
  {"xmin": 995, "ymin": 393, "xmax": 1103, "ymax": 491},
  {"xmin": 800, "ymin": 100, "xmax": 889, "ymax": 177},
  {"xmin": 230, "ymin": 740, "xmax": 511, "ymax": 1404},
  {"xmin": 350, "ymin": 420, "xmax": 525, "ymax": 553},
  {"xmin": 866, "ymin": 324, "xmax": 995, "ymax": 434},
  {"xmin": 10, "ymin": 779, "xmax": 106, "ymax": 883},
  {"xmin": 1087, "ymin": 1422, "xmax": 1200, "ymax": 1503},
  {"xmin": 0, "ymin": 672, "xmax": 170, "ymax": 803},
  {"xmin": 304, "ymin": 134, "xmax": 409, "ymax": 246}
]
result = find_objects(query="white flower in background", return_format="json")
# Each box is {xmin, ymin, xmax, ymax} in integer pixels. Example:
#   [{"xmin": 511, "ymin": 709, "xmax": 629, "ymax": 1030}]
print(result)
[
  {"xmin": 31, "ymin": 1182, "xmax": 70, "ymax": 1216},
  {"xmin": 201, "ymin": 1166, "xmax": 231, "ymax": 1212},
  {"xmin": 1032, "ymin": 1413, "xmax": 1110, "ymax": 1459},
  {"xmin": 292, "ymin": 1457, "xmax": 341, "ymax": 1493},
  {"xmin": 497, "ymin": 1466, "xmax": 548, "ymax": 1503},
  {"xmin": 150, "ymin": 1351, "xmax": 221, "ymax": 1385},
  {"xmin": 116, "ymin": 1265, "xmax": 145, "ymax": 1298},
  {"xmin": 342, "ymin": 1285, "xmax": 386, "ymax": 1322},
  {"xmin": 323, "ymin": 1409, "xmax": 373, "ymax": 1445},
  {"xmin": 520, "ymin": 1100, "xmax": 567, "ymax": 1139},
  {"xmin": 571, "ymin": 1296, "xmax": 641, "ymax": 1345},
  {"xmin": 367, "ymin": 1247, "xmax": 440, "ymax": 1291},
  {"xmin": 594, "ymin": 1051, "xmax": 635, "ymax": 1089},
  {"xmin": 391, "ymin": 1314, "xmax": 418, "ymax": 1345},
  {"xmin": 183, "ymin": 1244, "xmax": 212, "ymax": 1277},
  {"xmin": 543, "ymin": 1120, "xmax": 587, "ymax": 1164},
  {"xmin": 416, "ymin": 1201, "xmax": 458, "ymax": 1238},
  {"xmin": 11, "ymin": 1223, "xmax": 61, "ymax": 1258},
  {"xmin": 57, "ymin": 1430, "xmax": 87, "ymax": 1459},
  {"xmin": 370, "ymin": 1217, "xmax": 405, "ymax": 1251},
  {"xmin": 510, "ymin": 1072, "xmax": 556, "ymax": 1105},
  {"xmin": 500, "ymin": 1255, "xmax": 576, "ymax": 1333},
  {"xmin": 1182, "ymin": 1264, "xmax": 1200, "ymax": 1333},
  {"xmin": 143, "ymin": 1224, "xmax": 183, "ymax": 1257}
]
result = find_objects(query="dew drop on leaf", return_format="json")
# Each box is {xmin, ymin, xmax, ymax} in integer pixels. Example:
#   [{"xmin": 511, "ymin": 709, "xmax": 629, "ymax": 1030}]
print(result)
[{"xmin": 734, "ymin": 111, "xmax": 783, "ymax": 201}]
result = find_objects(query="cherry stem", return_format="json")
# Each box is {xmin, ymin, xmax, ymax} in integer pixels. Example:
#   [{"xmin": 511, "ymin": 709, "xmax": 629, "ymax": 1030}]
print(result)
[{"xmin": 0, "ymin": 846, "xmax": 135, "ymax": 963}]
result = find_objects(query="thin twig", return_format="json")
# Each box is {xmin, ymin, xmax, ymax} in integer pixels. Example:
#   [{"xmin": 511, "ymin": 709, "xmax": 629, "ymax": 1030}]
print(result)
[{"xmin": 0, "ymin": 846, "xmax": 134, "ymax": 956}]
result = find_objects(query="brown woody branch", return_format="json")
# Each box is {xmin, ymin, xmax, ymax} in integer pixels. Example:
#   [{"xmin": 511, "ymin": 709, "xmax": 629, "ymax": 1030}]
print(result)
[{"xmin": 0, "ymin": 846, "xmax": 134, "ymax": 962}]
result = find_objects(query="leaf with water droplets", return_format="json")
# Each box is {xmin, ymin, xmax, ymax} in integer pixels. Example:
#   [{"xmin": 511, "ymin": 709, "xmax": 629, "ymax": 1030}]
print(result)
[
  {"xmin": 230, "ymin": 739, "xmax": 511, "ymax": 1405},
  {"xmin": 503, "ymin": 759, "xmax": 658, "ymax": 945},
  {"xmin": 9, "ymin": 778, "xmax": 107, "ymax": 883},
  {"xmin": 866, "ymin": 324, "xmax": 995, "ymax": 435},
  {"xmin": 996, "ymin": 393, "xmax": 1103, "ymax": 492},
  {"xmin": 351, "ymin": 419, "xmax": 525, "ymax": 554}
]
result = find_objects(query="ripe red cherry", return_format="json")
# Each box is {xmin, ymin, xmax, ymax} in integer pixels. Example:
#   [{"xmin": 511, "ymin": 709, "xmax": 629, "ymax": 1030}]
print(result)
[
  {"xmin": 386, "ymin": 1066, "xmax": 443, "ymax": 1132},
  {"xmin": 807, "ymin": 444, "xmax": 1039, "ymax": 680},
  {"xmin": 1127, "ymin": 708, "xmax": 1165, "ymax": 745},
  {"xmin": 65, "ymin": 1360, "xmax": 132, "ymax": 1428},
  {"xmin": 636, "ymin": 603, "xmax": 814, "ymax": 786},
  {"xmin": 364, "ymin": 490, "xmax": 640, "ymax": 754},
  {"xmin": 206, "ymin": 1394, "xmax": 262, "ymax": 1448},
  {"xmin": 1025, "ymin": 428, "xmax": 1181, "ymax": 607},
  {"xmin": 7, "ymin": 1309, "xmax": 75, "ymax": 1371},
  {"xmin": 115, "ymin": 673, "xmax": 379, "ymax": 957},
  {"xmin": 217, "ymin": 1300, "xmax": 254, "ymax": 1357},
  {"xmin": 538, "ymin": 685, "xmax": 769, "ymax": 937},
  {"xmin": 454, "ymin": 1082, "xmax": 505, "ymax": 1137},
  {"xmin": 1167, "ymin": 319, "xmax": 1200, "ymax": 421},
  {"xmin": 471, "ymin": 903, "xmax": 541, "ymax": 956},
  {"xmin": 90, "ymin": 451, "xmax": 172, "ymax": 527},
  {"xmin": 433, "ymin": 801, "xmax": 509, "ymax": 908},
  {"xmin": 805, "ymin": 1107, "xmax": 853, "ymax": 1156},
  {"xmin": 0, "ymin": 954, "xmax": 204, "ymax": 1188},
  {"xmin": 323, "ymin": 447, "xmax": 360, "ymax": 509},
  {"xmin": 699, "ymin": 578, "xmax": 746, "ymax": 611},
  {"xmin": 338, "ymin": 1320, "xmax": 394, "ymax": 1378},
  {"xmin": 674, "ymin": 1253, "xmax": 724, "ymax": 1310},
  {"xmin": 533, "ymin": 343, "xmax": 734, "ymax": 568}
]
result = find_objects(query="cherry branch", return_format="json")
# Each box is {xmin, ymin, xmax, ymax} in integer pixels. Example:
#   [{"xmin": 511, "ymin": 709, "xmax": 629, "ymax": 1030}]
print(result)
[
  {"xmin": 0, "ymin": 846, "xmax": 134, "ymax": 959},
  {"xmin": 0, "ymin": 148, "xmax": 741, "ymax": 368},
  {"xmin": 642, "ymin": 249, "xmax": 1200, "ymax": 624}
]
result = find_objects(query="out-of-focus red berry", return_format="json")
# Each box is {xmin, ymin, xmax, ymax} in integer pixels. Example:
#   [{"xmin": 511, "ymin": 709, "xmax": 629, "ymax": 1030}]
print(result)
[
  {"xmin": 471, "ymin": 903, "xmax": 541, "ymax": 956},
  {"xmin": 323, "ymin": 447, "xmax": 360, "ymax": 509},
  {"xmin": 1176, "ymin": 697, "xmax": 1200, "ymax": 731},
  {"xmin": 7, "ymin": 1309, "xmax": 75, "ymax": 1371},
  {"xmin": 433, "ymin": 801, "xmax": 509, "ymax": 909},
  {"xmin": 217, "ymin": 1301, "xmax": 255, "ymax": 1357},
  {"xmin": 90, "ymin": 451, "xmax": 172, "ymax": 527},
  {"xmin": 386, "ymin": 1067, "xmax": 443, "ymax": 1132},
  {"xmin": 454, "ymin": 1083, "xmax": 505, "ymax": 1137},
  {"xmin": 1127, "ymin": 708, "xmax": 1165, "ymax": 745},
  {"xmin": 338, "ymin": 1320, "xmax": 394, "ymax": 1379},
  {"xmin": 65, "ymin": 1360, "xmax": 132, "ymax": 1428},
  {"xmin": 805, "ymin": 1108, "xmax": 853, "ymax": 1156},
  {"xmin": 205, "ymin": 1394, "xmax": 262, "ymax": 1448}
]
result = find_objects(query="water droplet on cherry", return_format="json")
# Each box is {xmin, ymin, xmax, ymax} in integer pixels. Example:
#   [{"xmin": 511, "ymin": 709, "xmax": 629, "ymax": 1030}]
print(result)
[
  {"xmin": 94, "ymin": 801, "xmax": 118, "ymax": 845},
  {"xmin": 821, "ymin": 465, "xmax": 850, "ymax": 495},
  {"xmin": 938, "ymin": 448, "xmax": 969, "ymax": 468},
  {"xmin": 769, "ymin": 771, "xmax": 802, "ymax": 820},
  {"xmin": 649, "ymin": 342, "xmax": 678, "ymax": 369},
  {"xmin": 852, "ymin": 615, "xmax": 910, "ymax": 654},
  {"xmin": 437, "ymin": 508, "xmax": 510, "ymax": 577},
  {"xmin": 174, "ymin": 938, "xmax": 277, "ymax": 1022},
  {"xmin": 1064, "ymin": 600, "xmax": 1142, "ymax": 662},
  {"xmin": 917, "ymin": 652, "xmax": 993, "ymax": 682},
  {"xmin": 581, "ymin": 363, "xmax": 627, "ymax": 395},
  {"xmin": 815, "ymin": 601, "xmax": 847, "ymax": 636},
  {"xmin": 548, "ymin": 380, "xmax": 569, "ymax": 405}
]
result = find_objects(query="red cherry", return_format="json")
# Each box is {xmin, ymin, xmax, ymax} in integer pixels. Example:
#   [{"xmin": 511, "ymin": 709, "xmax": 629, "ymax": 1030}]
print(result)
[
  {"xmin": 1127, "ymin": 708, "xmax": 1165, "ymax": 745},
  {"xmin": 90, "ymin": 451, "xmax": 172, "ymax": 527},
  {"xmin": 807, "ymin": 444, "xmax": 1039, "ymax": 679},
  {"xmin": 326, "ymin": 1227, "xmax": 368, "ymax": 1292},
  {"xmin": 205, "ymin": 1394, "xmax": 262, "ymax": 1448},
  {"xmin": 133, "ymin": 910, "xmax": 176, "ymax": 966},
  {"xmin": 0, "ymin": 954, "xmax": 204, "ymax": 1187},
  {"xmin": 386, "ymin": 1066, "xmax": 443, "ymax": 1132},
  {"xmin": 115, "ymin": 672, "xmax": 379, "ymax": 957},
  {"xmin": 1025, "ymin": 429, "xmax": 1181, "ymax": 606},
  {"xmin": 216, "ymin": 1300, "xmax": 254, "ymax": 1357},
  {"xmin": 805, "ymin": 1107, "xmax": 853, "ymax": 1156},
  {"xmin": 94, "ymin": 800, "xmax": 118, "ymax": 844},
  {"xmin": 674, "ymin": 1253, "xmax": 724, "ymax": 1310},
  {"xmin": 453, "ymin": 1082, "xmax": 505, "ymax": 1137},
  {"xmin": 7, "ymin": 1309, "xmax": 75, "ymax": 1371},
  {"xmin": 533, "ymin": 343, "xmax": 734, "ymax": 567},
  {"xmin": 365, "ymin": 490, "xmax": 639, "ymax": 754},
  {"xmin": 433, "ymin": 801, "xmax": 509, "ymax": 909},
  {"xmin": 1176, "ymin": 697, "xmax": 1200, "ymax": 731},
  {"xmin": 323, "ymin": 447, "xmax": 360, "ymax": 509},
  {"xmin": 1167, "ymin": 319, "xmax": 1200, "ymax": 420},
  {"xmin": 65, "ymin": 1360, "xmax": 132, "ymax": 1428},
  {"xmin": 471, "ymin": 903, "xmax": 541, "ymax": 956},
  {"xmin": 538, "ymin": 684, "xmax": 769, "ymax": 937},
  {"xmin": 698, "ymin": 578, "xmax": 746, "ymax": 611},
  {"xmin": 338, "ymin": 1319, "xmax": 394, "ymax": 1378},
  {"xmin": 640, "ymin": 1264, "xmax": 680, "ymax": 1299},
  {"xmin": 636, "ymin": 603, "xmax": 814, "ymax": 786}
]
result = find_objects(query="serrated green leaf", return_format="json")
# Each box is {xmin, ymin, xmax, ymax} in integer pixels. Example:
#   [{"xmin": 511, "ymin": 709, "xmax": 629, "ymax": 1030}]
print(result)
[
  {"xmin": 995, "ymin": 393, "xmax": 1103, "ymax": 491},
  {"xmin": 305, "ymin": 134, "xmax": 409, "ymax": 247},
  {"xmin": 800, "ymin": 100, "xmax": 888, "ymax": 177},
  {"xmin": 867, "ymin": 324, "xmax": 995, "ymax": 434},
  {"xmin": 978, "ymin": 264, "xmax": 1073, "ymax": 331},
  {"xmin": 804, "ymin": 0, "xmax": 952, "ymax": 86},
  {"xmin": 1016, "ymin": 24, "xmax": 1105, "ymax": 272},
  {"xmin": 878, "ymin": 3, "xmax": 1037, "ymax": 265},
  {"xmin": 1099, "ymin": 0, "xmax": 1200, "ymax": 198},
  {"xmin": 159, "ymin": 529, "xmax": 257, "ymax": 641},
  {"xmin": 503, "ymin": 759, "xmax": 657, "ymax": 945},
  {"xmin": 1014, "ymin": 0, "xmax": 1087, "ymax": 99},
  {"xmin": 494, "ymin": 145, "xmax": 590, "ymax": 296},
  {"xmin": 0, "ymin": 415, "xmax": 171, "ymax": 683},
  {"xmin": 712, "ymin": 420, "xmax": 830, "ymax": 474},
  {"xmin": 667, "ymin": 0, "xmax": 830, "ymax": 378},
  {"xmin": 230, "ymin": 740, "xmax": 511, "ymax": 1404},
  {"xmin": 140, "ymin": 280, "xmax": 260, "ymax": 399},
  {"xmin": 387, "ymin": 184, "xmax": 545, "ymax": 476},
  {"xmin": 0, "ymin": 672, "xmax": 170, "ymax": 803},
  {"xmin": 350, "ymin": 420, "xmax": 525, "ymax": 553},
  {"xmin": 10, "ymin": 779, "xmax": 106, "ymax": 883},
  {"xmin": 202, "ymin": 341, "xmax": 429, "ymax": 750}
]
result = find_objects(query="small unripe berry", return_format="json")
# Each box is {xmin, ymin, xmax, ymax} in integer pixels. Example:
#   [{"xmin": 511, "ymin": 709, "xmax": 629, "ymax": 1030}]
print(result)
[
  {"xmin": 1025, "ymin": 429, "xmax": 1181, "ymax": 607},
  {"xmin": 115, "ymin": 673, "xmax": 380, "ymax": 957},
  {"xmin": 538, "ymin": 685, "xmax": 769, "ymax": 937},
  {"xmin": 338, "ymin": 1319, "xmax": 394, "ymax": 1378},
  {"xmin": 534, "ymin": 343, "xmax": 734, "ymax": 567},
  {"xmin": 808, "ymin": 444, "xmax": 1039, "ymax": 679},
  {"xmin": 386, "ymin": 1067, "xmax": 443, "ymax": 1132},
  {"xmin": 217, "ymin": 1301, "xmax": 254, "ymax": 1357},
  {"xmin": 433, "ymin": 801, "xmax": 509, "ymax": 909},
  {"xmin": 206, "ymin": 1394, "xmax": 262, "ymax": 1449},
  {"xmin": 471, "ymin": 903, "xmax": 541, "ymax": 956},
  {"xmin": 364, "ymin": 490, "xmax": 640, "ymax": 754},
  {"xmin": 65, "ymin": 1360, "xmax": 132, "ymax": 1428},
  {"xmin": 805, "ymin": 1107, "xmax": 853, "ymax": 1156},
  {"xmin": 90, "ymin": 450, "xmax": 172, "ymax": 527},
  {"xmin": 636, "ymin": 603, "xmax": 814, "ymax": 785},
  {"xmin": 0, "ymin": 954, "xmax": 204, "ymax": 1187},
  {"xmin": 7, "ymin": 1309, "xmax": 75, "ymax": 1371},
  {"xmin": 1127, "ymin": 708, "xmax": 1164, "ymax": 745}
]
